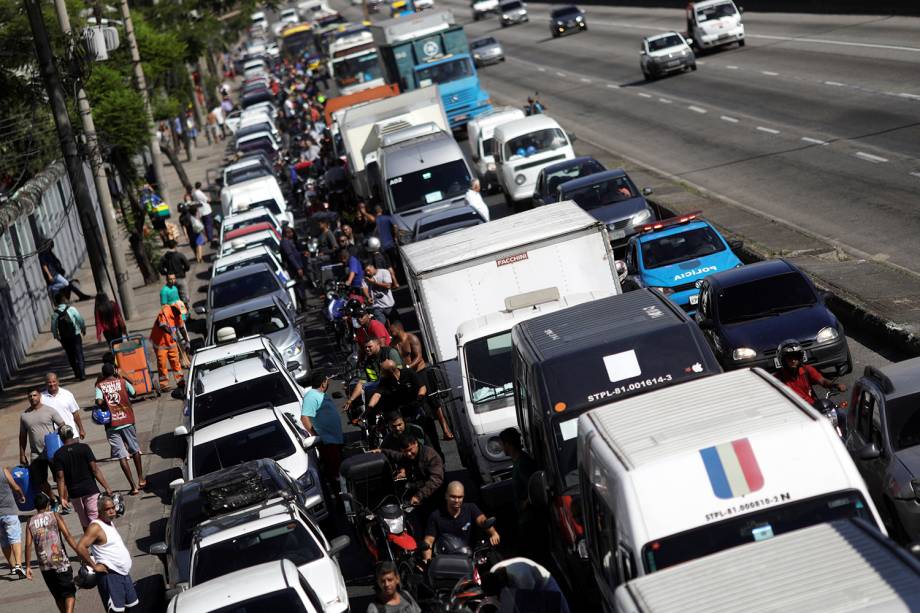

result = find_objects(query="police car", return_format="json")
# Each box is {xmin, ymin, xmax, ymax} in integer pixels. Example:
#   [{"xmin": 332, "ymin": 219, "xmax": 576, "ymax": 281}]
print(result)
[{"xmin": 622, "ymin": 211, "xmax": 742, "ymax": 313}]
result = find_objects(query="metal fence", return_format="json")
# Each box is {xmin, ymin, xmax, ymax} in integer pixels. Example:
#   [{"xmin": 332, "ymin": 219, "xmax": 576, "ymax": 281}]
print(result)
[{"xmin": 0, "ymin": 161, "xmax": 104, "ymax": 390}]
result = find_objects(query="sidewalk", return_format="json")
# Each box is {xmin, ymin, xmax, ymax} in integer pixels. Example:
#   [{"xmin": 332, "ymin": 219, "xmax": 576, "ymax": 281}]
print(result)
[{"xmin": 0, "ymin": 134, "xmax": 229, "ymax": 612}]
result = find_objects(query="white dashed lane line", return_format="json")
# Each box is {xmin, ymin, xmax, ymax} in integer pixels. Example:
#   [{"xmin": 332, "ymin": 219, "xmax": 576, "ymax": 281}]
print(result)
[
  {"xmin": 720, "ymin": 115, "xmax": 740, "ymax": 123},
  {"xmin": 638, "ymin": 92, "xmax": 653, "ymax": 98},
  {"xmin": 911, "ymin": 172, "xmax": 920, "ymax": 179},
  {"xmin": 555, "ymin": 71, "xmax": 566, "ymax": 77},
  {"xmin": 580, "ymin": 78, "xmax": 592, "ymax": 83},
  {"xmin": 537, "ymin": 67, "xmax": 546, "ymax": 72},
  {"xmin": 855, "ymin": 152, "xmax": 889, "ymax": 163},
  {"xmin": 801, "ymin": 137, "xmax": 829, "ymax": 145},
  {"xmin": 658, "ymin": 98, "xmax": 672, "ymax": 104},
  {"xmin": 756, "ymin": 126, "xmax": 781, "ymax": 134},
  {"xmin": 606, "ymin": 83, "xmax": 620, "ymax": 89},
  {"xmin": 825, "ymin": 81, "xmax": 846, "ymax": 87},
  {"xmin": 761, "ymin": 71, "xmax": 779, "ymax": 76},
  {"xmin": 688, "ymin": 105, "xmax": 707, "ymax": 114},
  {"xmin": 725, "ymin": 65, "xmax": 739, "ymax": 70}
]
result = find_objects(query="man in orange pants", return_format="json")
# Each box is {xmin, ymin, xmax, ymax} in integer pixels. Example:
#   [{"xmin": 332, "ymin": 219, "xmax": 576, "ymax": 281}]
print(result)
[{"xmin": 150, "ymin": 302, "xmax": 188, "ymax": 391}]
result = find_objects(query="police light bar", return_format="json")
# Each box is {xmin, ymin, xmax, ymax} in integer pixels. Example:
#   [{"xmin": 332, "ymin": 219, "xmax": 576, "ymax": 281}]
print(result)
[{"xmin": 638, "ymin": 210, "xmax": 703, "ymax": 233}]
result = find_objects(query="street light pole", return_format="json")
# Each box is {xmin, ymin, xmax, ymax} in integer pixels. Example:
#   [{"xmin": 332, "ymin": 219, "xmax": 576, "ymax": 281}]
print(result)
[
  {"xmin": 52, "ymin": 0, "xmax": 137, "ymax": 318},
  {"xmin": 23, "ymin": 0, "xmax": 108, "ymax": 295}
]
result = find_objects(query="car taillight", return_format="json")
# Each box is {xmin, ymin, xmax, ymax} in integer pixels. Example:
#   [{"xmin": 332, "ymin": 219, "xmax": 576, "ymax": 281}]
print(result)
[{"xmin": 554, "ymin": 495, "xmax": 585, "ymax": 545}]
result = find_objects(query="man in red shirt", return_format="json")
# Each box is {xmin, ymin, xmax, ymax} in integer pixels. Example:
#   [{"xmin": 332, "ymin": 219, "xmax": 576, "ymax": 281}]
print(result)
[
  {"xmin": 775, "ymin": 340, "xmax": 845, "ymax": 405},
  {"xmin": 354, "ymin": 306, "xmax": 391, "ymax": 354}
]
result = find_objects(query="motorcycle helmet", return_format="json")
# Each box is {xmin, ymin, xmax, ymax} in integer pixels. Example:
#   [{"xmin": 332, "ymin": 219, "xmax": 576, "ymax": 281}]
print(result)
[
  {"xmin": 364, "ymin": 236, "xmax": 381, "ymax": 254},
  {"xmin": 343, "ymin": 298, "xmax": 365, "ymax": 318},
  {"xmin": 112, "ymin": 492, "xmax": 126, "ymax": 517},
  {"xmin": 777, "ymin": 339, "xmax": 804, "ymax": 363},
  {"xmin": 378, "ymin": 503, "xmax": 405, "ymax": 534},
  {"xmin": 91, "ymin": 407, "xmax": 112, "ymax": 426},
  {"xmin": 75, "ymin": 565, "xmax": 99, "ymax": 589},
  {"xmin": 435, "ymin": 534, "xmax": 472, "ymax": 557}
]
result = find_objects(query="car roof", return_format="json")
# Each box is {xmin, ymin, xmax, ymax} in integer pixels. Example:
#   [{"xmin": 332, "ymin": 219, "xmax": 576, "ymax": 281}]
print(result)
[
  {"xmin": 693, "ymin": 0, "xmax": 736, "ymax": 9},
  {"xmin": 225, "ymin": 158, "xmax": 267, "ymax": 172},
  {"xmin": 866, "ymin": 357, "xmax": 920, "ymax": 401},
  {"xmin": 196, "ymin": 498, "xmax": 297, "ymax": 544},
  {"xmin": 646, "ymin": 31, "xmax": 685, "ymax": 42},
  {"xmin": 494, "ymin": 114, "xmax": 563, "ymax": 139},
  {"xmin": 707, "ymin": 258, "xmax": 797, "ymax": 288},
  {"xmin": 172, "ymin": 560, "xmax": 315, "ymax": 612},
  {"xmin": 558, "ymin": 168, "xmax": 629, "ymax": 192},
  {"xmin": 636, "ymin": 219, "xmax": 717, "ymax": 243},
  {"xmin": 196, "ymin": 356, "xmax": 281, "ymax": 395},
  {"xmin": 224, "ymin": 222, "xmax": 278, "ymax": 241},
  {"xmin": 222, "ymin": 208, "xmax": 279, "ymax": 225},
  {"xmin": 213, "ymin": 245, "xmax": 280, "ymax": 270},
  {"xmin": 192, "ymin": 336, "xmax": 272, "ymax": 365},
  {"xmin": 192, "ymin": 406, "xmax": 281, "ymax": 444},
  {"xmin": 539, "ymin": 156, "xmax": 602, "ymax": 177},
  {"xmin": 220, "ymin": 231, "xmax": 280, "ymax": 252},
  {"xmin": 211, "ymin": 261, "xmax": 274, "ymax": 283},
  {"xmin": 210, "ymin": 294, "xmax": 286, "ymax": 322}
]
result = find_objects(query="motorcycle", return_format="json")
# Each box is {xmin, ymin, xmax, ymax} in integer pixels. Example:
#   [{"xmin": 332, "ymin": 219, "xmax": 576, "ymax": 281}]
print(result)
[
  {"xmin": 418, "ymin": 521, "xmax": 500, "ymax": 611},
  {"xmin": 815, "ymin": 387, "xmax": 848, "ymax": 440},
  {"xmin": 322, "ymin": 281, "xmax": 355, "ymax": 355}
]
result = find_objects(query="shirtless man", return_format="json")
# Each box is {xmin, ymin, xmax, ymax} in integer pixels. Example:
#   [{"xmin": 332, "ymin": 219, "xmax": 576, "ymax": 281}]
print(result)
[{"xmin": 389, "ymin": 320, "xmax": 454, "ymax": 440}]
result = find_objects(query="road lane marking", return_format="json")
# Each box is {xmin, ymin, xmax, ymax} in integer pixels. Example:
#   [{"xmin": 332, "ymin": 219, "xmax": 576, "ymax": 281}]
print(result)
[
  {"xmin": 688, "ymin": 105, "xmax": 707, "ymax": 113},
  {"xmin": 855, "ymin": 152, "xmax": 889, "ymax": 163},
  {"xmin": 606, "ymin": 83, "xmax": 620, "ymax": 89},
  {"xmin": 638, "ymin": 92, "xmax": 653, "ymax": 98},
  {"xmin": 909, "ymin": 171, "xmax": 920, "ymax": 179},
  {"xmin": 720, "ymin": 115, "xmax": 739, "ymax": 123},
  {"xmin": 658, "ymin": 98, "xmax": 672, "ymax": 104},
  {"xmin": 761, "ymin": 70, "xmax": 779, "ymax": 76},
  {"xmin": 900, "ymin": 93, "xmax": 920, "ymax": 101},
  {"xmin": 748, "ymin": 33, "xmax": 920, "ymax": 54},
  {"xmin": 757, "ymin": 126, "xmax": 780, "ymax": 134},
  {"xmin": 824, "ymin": 81, "xmax": 845, "ymax": 86},
  {"xmin": 580, "ymin": 77, "xmax": 592, "ymax": 83},
  {"xmin": 801, "ymin": 137, "xmax": 828, "ymax": 145},
  {"xmin": 555, "ymin": 71, "xmax": 566, "ymax": 77},
  {"xmin": 725, "ymin": 65, "xmax": 739, "ymax": 70},
  {"xmin": 538, "ymin": 67, "xmax": 546, "ymax": 72}
]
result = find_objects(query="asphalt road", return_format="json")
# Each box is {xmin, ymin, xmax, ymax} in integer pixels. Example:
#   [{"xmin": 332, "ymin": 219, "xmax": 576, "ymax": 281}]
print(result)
[{"xmin": 423, "ymin": 1, "xmax": 920, "ymax": 276}]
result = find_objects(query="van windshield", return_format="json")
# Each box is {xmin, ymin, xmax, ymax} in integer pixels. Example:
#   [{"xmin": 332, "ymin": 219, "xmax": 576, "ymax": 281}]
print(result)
[
  {"xmin": 697, "ymin": 1, "xmax": 737, "ymax": 20},
  {"xmin": 649, "ymin": 34, "xmax": 685, "ymax": 52},
  {"xmin": 641, "ymin": 490, "xmax": 875, "ymax": 573},
  {"xmin": 464, "ymin": 332, "xmax": 515, "ymax": 412},
  {"xmin": 388, "ymin": 159, "xmax": 471, "ymax": 212},
  {"xmin": 505, "ymin": 128, "xmax": 568, "ymax": 161},
  {"xmin": 416, "ymin": 58, "xmax": 474, "ymax": 87}
]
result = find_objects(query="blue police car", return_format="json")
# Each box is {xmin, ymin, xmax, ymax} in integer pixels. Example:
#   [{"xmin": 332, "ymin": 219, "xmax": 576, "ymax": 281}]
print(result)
[{"xmin": 622, "ymin": 212, "xmax": 743, "ymax": 313}]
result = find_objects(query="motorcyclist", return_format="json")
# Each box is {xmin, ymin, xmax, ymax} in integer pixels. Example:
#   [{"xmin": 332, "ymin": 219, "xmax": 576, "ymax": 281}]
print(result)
[
  {"xmin": 421, "ymin": 481, "xmax": 499, "ymax": 562},
  {"xmin": 343, "ymin": 342, "xmax": 403, "ymax": 420},
  {"xmin": 774, "ymin": 340, "xmax": 846, "ymax": 406},
  {"xmin": 374, "ymin": 432, "xmax": 444, "ymax": 510},
  {"xmin": 526, "ymin": 95, "xmax": 546, "ymax": 116}
]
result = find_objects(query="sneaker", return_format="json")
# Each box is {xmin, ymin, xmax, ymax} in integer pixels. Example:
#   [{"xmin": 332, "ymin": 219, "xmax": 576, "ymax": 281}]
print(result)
[{"xmin": 13, "ymin": 565, "xmax": 26, "ymax": 579}]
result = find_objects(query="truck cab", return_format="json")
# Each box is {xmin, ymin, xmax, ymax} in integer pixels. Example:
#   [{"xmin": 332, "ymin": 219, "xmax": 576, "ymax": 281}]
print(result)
[
  {"xmin": 328, "ymin": 30, "xmax": 385, "ymax": 95},
  {"xmin": 466, "ymin": 106, "xmax": 526, "ymax": 192},
  {"xmin": 622, "ymin": 211, "xmax": 743, "ymax": 315},
  {"xmin": 686, "ymin": 0, "xmax": 745, "ymax": 51},
  {"xmin": 493, "ymin": 114, "xmax": 575, "ymax": 207}
]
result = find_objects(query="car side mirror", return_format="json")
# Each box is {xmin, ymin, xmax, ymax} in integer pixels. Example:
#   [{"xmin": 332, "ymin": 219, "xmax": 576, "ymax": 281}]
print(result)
[
  {"xmin": 858, "ymin": 443, "xmax": 881, "ymax": 461},
  {"xmin": 528, "ymin": 470, "xmax": 551, "ymax": 508},
  {"xmin": 169, "ymin": 477, "xmax": 186, "ymax": 489},
  {"xmin": 304, "ymin": 494, "xmax": 323, "ymax": 509},
  {"xmin": 642, "ymin": 187, "xmax": 653, "ymax": 196},
  {"xmin": 614, "ymin": 260, "xmax": 628, "ymax": 282},
  {"xmin": 285, "ymin": 279, "xmax": 297, "ymax": 289},
  {"xmin": 738, "ymin": 6, "xmax": 744, "ymax": 14},
  {"xmin": 567, "ymin": 132, "xmax": 577, "ymax": 143},
  {"xmin": 686, "ymin": 38, "xmax": 694, "ymax": 46},
  {"xmin": 302, "ymin": 435, "xmax": 319, "ymax": 450},
  {"xmin": 729, "ymin": 239, "xmax": 744, "ymax": 251},
  {"xmin": 149, "ymin": 541, "xmax": 168, "ymax": 556},
  {"xmin": 639, "ymin": 50, "xmax": 646, "ymax": 55},
  {"xmin": 329, "ymin": 535, "xmax": 351, "ymax": 557},
  {"xmin": 287, "ymin": 360, "xmax": 301, "ymax": 373},
  {"xmin": 173, "ymin": 425, "xmax": 189, "ymax": 437},
  {"xmin": 194, "ymin": 306, "xmax": 206, "ymax": 315},
  {"xmin": 697, "ymin": 318, "xmax": 714, "ymax": 330}
]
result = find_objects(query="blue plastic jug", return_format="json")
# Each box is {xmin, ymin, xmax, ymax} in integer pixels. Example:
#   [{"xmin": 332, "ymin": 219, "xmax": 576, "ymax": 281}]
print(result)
[
  {"xmin": 44, "ymin": 432, "xmax": 63, "ymax": 461},
  {"xmin": 11, "ymin": 466, "xmax": 35, "ymax": 511}
]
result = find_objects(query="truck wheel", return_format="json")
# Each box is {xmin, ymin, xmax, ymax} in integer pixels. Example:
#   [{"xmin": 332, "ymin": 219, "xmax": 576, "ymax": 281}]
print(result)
[
  {"xmin": 690, "ymin": 62, "xmax": 698, "ymax": 71},
  {"xmin": 738, "ymin": 39, "xmax": 746, "ymax": 47}
]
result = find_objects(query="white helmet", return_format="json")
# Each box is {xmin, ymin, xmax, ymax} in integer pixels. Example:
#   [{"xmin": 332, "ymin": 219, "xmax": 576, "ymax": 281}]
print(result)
[
  {"xmin": 365, "ymin": 236, "xmax": 381, "ymax": 253},
  {"xmin": 216, "ymin": 327, "xmax": 237, "ymax": 344}
]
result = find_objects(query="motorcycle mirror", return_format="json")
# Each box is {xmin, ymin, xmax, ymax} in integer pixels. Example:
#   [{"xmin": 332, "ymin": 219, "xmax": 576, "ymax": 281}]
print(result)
[
  {"xmin": 482, "ymin": 517, "xmax": 497, "ymax": 530},
  {"xmin": 329, "ymin": 535, "xmax": 351, "ymax": 556},
  {"xmin": 419, "ymin": 542, "xmax": 431, "ymax": 551},
  {"xmin": 332, "ymin": 391, "xmax": 344, "ymax": 399}
]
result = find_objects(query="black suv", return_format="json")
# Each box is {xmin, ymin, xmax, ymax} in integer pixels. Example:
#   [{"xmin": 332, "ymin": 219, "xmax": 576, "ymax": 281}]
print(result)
[
  {"xmin": 846, "ymin": 358, "xmax": 920, "ymax": 542},
  {"xmin": 550, "ymin": 5, "xmax": 586, "ymax": 37}
]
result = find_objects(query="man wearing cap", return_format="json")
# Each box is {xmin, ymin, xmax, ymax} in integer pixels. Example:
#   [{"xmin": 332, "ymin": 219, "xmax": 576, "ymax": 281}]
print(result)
[
  {"xmin": 95, "ymin": 363, "xmax": 145, "ymax": 495},
  {"xmin": 150, "ymin": 302, "xmax": 188, "ymax": 391}
]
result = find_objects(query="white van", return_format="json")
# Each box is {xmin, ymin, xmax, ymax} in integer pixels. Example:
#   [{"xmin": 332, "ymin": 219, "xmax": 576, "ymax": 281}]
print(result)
[
  {"xmin": 577, "ymin": 368, "xmax": 885, "ymax": 610},
  {"xmin": 614, "ymin": 519, "xmax": 920, "ymax": 613},
  {"xmin": 493, "ymin": 114, "xmax": 574, "ymax": 206},
  {"xmin": 220, "ymin": 176, "xmax": 291, "ymax": 226},
  {"xmin": 250, "ymin": 11, "xmax": 268, "ymax": 32},
  {"xmin": 466, "ymin": 106, "xmax": 525, "ymax": 192},
  {"xmin": 686, "ymin": 0, "xmax": 744, "ymax": 51}
]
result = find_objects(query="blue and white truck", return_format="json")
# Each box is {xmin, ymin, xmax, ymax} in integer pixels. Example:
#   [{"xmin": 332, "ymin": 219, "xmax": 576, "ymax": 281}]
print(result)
[{"xmin": 371, "ymin": 9, "xmax": 492, "ymax": 130}]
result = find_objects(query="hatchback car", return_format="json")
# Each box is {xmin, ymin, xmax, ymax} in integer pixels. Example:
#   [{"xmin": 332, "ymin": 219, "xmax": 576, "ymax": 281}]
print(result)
[
  {"xmin": 413, "ymin": 205, "xmax": 485, "ymax": 241},
  {"xmin": 532, "ymin": 156, "xmax": 605, "ymax": 207},
  {"xmin": 641, "ymin": 31, "xmax": 696, "ymax": 80},
  {"xmin": 846, "ymin": 358, "xmax": 920, "ymax": 542},
  {"xmin": 151, "ymin": 459, "xmax": 323, "ymax": 595},
  {"xmin": 499, "ymin": 0, "xmax": 528, "ymax": 26},
  {"xmin": 695, "ymin": 259, "xmax": 852, "ymax": 374},
  {"xmin": 550, "ymin": 5, "xmax": 586, "ymax": 37},
  {"xmin": 218, "ymin": 230, "xmax": 282, "ymax": 258},
  {"xmin": 471, "ymin": 37, "xmax": 505, "ymax": 67},
  {"xmin": 557, "ymin": 168, "xmax": 655, "ymax": 246},
  {"xmin": 188, "ymin": 499, "xmax": 350, "ymax": 612},
  {"xmin": 205, "ymin": 262, "xmax": 294, "ymax": 313},
  {"xmin": 219, "ymin": 208, "xmax": 284, "ymax": 241}
]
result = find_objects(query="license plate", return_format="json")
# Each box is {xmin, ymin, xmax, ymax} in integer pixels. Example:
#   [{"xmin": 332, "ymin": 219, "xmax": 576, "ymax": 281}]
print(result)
[
  {"xmin": 668, "ymin": 61, "xmax": 680, "ymax": 67},
  {"xmin": 689, "ymin": 294, "xmax": 699, "ymax": 306},
  {"xmin": 611, "ymin": 229, "xmax": 626, "ymax": 240}
]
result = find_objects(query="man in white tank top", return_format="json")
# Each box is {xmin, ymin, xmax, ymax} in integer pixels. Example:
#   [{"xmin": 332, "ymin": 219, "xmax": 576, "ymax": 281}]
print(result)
[{"xmin": 75, "ymin": 495, "xmax": 139, "ymax": 612}]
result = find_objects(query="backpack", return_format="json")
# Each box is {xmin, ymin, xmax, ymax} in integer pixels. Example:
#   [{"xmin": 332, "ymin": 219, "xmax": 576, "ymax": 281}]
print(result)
[{"xmin": 56, "ymin": 307, "xmax": 78, "ymax": 339}]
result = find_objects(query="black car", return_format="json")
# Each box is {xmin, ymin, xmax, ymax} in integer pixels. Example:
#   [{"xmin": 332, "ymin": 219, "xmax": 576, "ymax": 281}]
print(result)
[
  {"xmin": 695, "ymin": 259, "xmax": 852, "ymax": 374},
  {"xmin": 550, "ymin": 5, "xmax": 586, "ymax": 37},
  {"xmin": 149, "ymin": 459, "xmax": 318, "ymax": 595},
  {"xmin": 846, "ymin": 358, "xmax": 920, "ymax": 542},
  {"xmin": 557, "ymin": 169, "xmax": 655, "ymax": 246},
  {"xmin": 532, "ymin": 156, "xmax": 605, "ymax": 207}
]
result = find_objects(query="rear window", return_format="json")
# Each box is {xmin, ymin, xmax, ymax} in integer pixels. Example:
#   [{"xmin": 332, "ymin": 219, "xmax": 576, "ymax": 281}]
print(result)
[
  {"xmin": 545, "ymin": 159, "xmax": 604, "ymax": 193},
  {"xmin": 226, "ymin": 166, "xmax": 270, "ymax": 186},
  {"xmin": 194, "ymin": 373, "xmax": 297, "ymax": 426},
  {"xmin": 640, "ymin": 225, "xmax": 726, "ymax": 269},
  {"xmin": 213, "ymin": 305, "xmax": 289, "ymax": 341},
  {"xmin": 552, "ymin": 6, "xmax": 581, "ymax": 17},
  {"xmin": 216, "ymin": 254, "xmax": 276, "ymax": 276},
  {"xmin": 716, "ymin": 271, "xmax": 816, "ymax": 324},
  {"xmin": 211, "ymin": 271, "xmax": 280, "ymax": 308},
  {"xmin": 563, "ymin": 175, "xmax": 638, "ymax": 210},
  {"xmin": 212, "ymin": 589, "xmax": 309, "ymax": 613}
]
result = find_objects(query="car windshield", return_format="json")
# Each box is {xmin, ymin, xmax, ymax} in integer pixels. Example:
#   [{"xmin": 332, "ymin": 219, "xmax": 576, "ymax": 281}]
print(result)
[
  {"xmin": 717, "ymin": 271, "xmax": 817, "ymax": 324},
  {"xmin": 226, "ymin": 166, "xmax": 270, "ymax": 185},
  {"xmin": 471, "ymin": 38, "xmax": 497, "ymax": 48},
  {"xmin": 216, "ymin": 254, "xmax": 276, "ymax": 276},
  {"xmin": 194, "ymin": 521, "xmax": 322, "ymax": 584},
  {"xmin": 416, "ymin": 57, "xmax": 475, "ymax": 87},
  {"xmin": 212, "ymin": 589, "xmax": 309, "ymax": 613},
  {"xmin": 223, "ymin": 215, "xmax": 273, "ymax": 234},
  {"xmin": 642, "ymin": 491, "xmax": 874, "ymax": 572},
  {"xmin": 211, "ymin": 271, "xmax": 280, "ymax": 309},
  {"xmin": 388, "ymin": 159, "xmax": 471, "ymax": 212},
  {"xmin": 545, "ymin": 160, "xmax": 604, "ymax": 194},
  {"xmin": 333, "ymin": 52, "xmax": 384, "ymax": 88},
  {"xmin": 465, "ymin": 332, "xmax": 514, "ymax": 412},
  {"xmin": 649, "ymin": 34, "xmax": 685, "ymax": 51},
  {"xmin": 237, "ymin": 139, "xmax": 275, "ymax": 154},
  {"xmin": 194, "ymin": 373, "xmax": 297, "ymax": 426},
  {"xmin": 502, "ymin": 1, "xmax": 523, "ymax": 9},
  {"xmin": 640, "ymin": 226, "xmax": 727, "ymax": 269},
  {"xmin": 505, "ymin": 128, "xmax": 568, "ymax": 160},
  {"xmin": 886, "ymin": 396, "xmax": 920, "ymax": 452},
  {"xmin": 213, "ymin": 306, "xmax": 289, "ymax": 341},
  {"xmin": 192, "ymin": 420, "xmax": 296, "ymax": 477},
  {"xmin": 552, "ymin": 6, "xmax": 580, "ymax": 17},
  {"xmin": 564, "ymin": 176, "xmax": 638, "ymax": 210},
  {"xmin": 697, "ymin": 1, "xmax": 737, "ymax": 20}
]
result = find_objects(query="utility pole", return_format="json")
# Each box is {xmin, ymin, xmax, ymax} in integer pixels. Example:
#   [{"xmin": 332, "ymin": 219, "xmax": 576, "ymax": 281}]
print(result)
[
  {"xmin": 119, "ymin": 0, "xmax": 168, "ymax": 196},
  {"xmin": 24, "ymin": 0, "xmax": 108, "ymax": 295},
  {"xmin": 52, "ymin": 0, "xmax": 136, "ymax": 318}
]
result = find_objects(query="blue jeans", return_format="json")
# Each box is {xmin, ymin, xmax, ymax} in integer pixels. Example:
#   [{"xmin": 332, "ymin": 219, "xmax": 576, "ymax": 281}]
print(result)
[{"xmin": 48, "ymin": 274, "xmax": 69, "ymax": 294}]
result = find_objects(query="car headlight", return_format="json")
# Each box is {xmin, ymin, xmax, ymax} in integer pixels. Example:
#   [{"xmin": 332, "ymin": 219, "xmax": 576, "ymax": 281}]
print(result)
[
  {"xmin": 285, "ymin": 341, "xmax": 304, "ymax": 358},
  {"xmin": 487, "ymin": 162, "xmax": 496, "ymax": 172},
  {"xmin": 296, "ymin": 470, "xmax": 315, "ymax": 492},
  {"xmin": 514, "ymin": 174, "xmax": 526, "ymax": 185},
  {"xmin": 650, "ymin": 286, "xmax": 675, "ymax": 296},
  {"xmin": 474, "ymin": 53, "xmax": 481, "ymax": 59},
  {"xmin": 815, "ymin": 327, "xmax": 839, "ymax": 344},
  {"xmin": 382, "ymin": 514, "xmax": 405, "ymax": 535},
  {"xmin": 575, "ymin": 15, "xmax": 583, "ymax": 21},
  {"xmin": 631, "ymin": 209, "xmax": 652, "ymax": 225},
  {"xmin": 732, "ymin": 347, "xmax": 757, "ymax": 361}
]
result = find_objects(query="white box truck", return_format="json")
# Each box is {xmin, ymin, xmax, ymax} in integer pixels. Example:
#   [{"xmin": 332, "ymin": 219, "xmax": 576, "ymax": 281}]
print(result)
[{"xmin": 400, "ymin": 200, "xmax": 623, "ymax": 485}]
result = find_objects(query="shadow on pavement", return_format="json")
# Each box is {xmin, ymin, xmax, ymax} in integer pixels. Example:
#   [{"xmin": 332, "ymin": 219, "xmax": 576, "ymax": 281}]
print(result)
[
  {"xmin": 136, "ymin": 517, "xmax": 168, "ymax": 554},
  {"xmin": 143, "ymin": 466, "xmax": 184, "ymax": 505}
]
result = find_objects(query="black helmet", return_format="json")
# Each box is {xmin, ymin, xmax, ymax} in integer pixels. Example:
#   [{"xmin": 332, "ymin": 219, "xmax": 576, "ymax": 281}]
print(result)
[
  {"xmin": 778, "ymin": 340, "xmax": 804, "ymax": 362},
  {"xmin": 112, "ymin": 492, "xmax": 126, "ymax": 517},
  {"xmin": 75, "ymin": 565, "xmax": 99, "ymax": 589},
  {"xmin": 435, "ymin": 534, "xmax": 471, "ymax": 557},
  {"xmin": 343, "ymin": 298, "xmax": 365, "ymax": 318}
]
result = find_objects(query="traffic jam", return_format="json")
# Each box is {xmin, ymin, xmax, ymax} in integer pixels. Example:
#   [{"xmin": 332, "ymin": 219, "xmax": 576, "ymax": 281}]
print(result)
[{"xmin": 150, "ymin": 1, "xmax": 920, "ymax": 611}]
